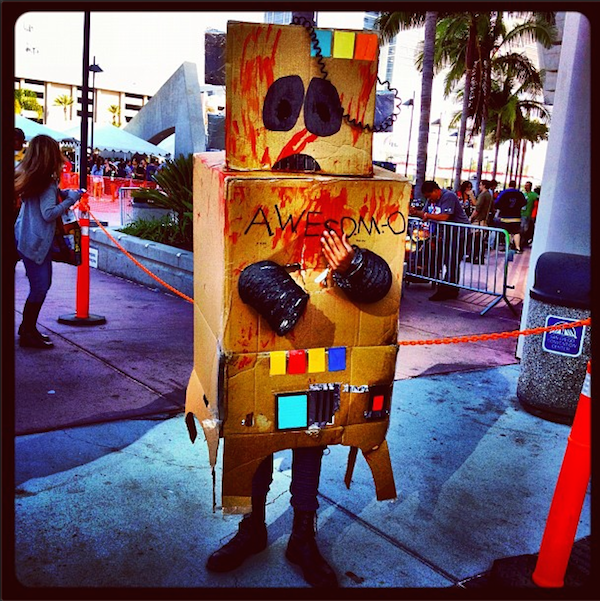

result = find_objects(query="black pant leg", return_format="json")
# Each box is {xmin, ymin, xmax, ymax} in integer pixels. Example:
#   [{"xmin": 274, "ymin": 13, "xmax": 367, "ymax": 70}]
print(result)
[{"xmin": 289, "ymin": 446, "xmax": 325, "ymax": 512}]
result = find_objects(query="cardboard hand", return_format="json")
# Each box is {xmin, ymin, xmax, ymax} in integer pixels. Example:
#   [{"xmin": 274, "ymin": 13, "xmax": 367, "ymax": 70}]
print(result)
[{"xmin": 321, "ymin": 230, "xmax": 356, "ymax": 275}]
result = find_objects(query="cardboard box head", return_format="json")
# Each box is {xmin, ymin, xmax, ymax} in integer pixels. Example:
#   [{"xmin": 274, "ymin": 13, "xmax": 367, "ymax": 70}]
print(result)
[{"xmin": 225, "ymin": 21, "xmax": 379, "ymax": 176}]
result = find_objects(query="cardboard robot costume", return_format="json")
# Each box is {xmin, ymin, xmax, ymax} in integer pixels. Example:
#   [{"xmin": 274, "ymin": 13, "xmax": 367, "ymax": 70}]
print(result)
[{"xmin": 185, "ymin": 21, "xmax": 411, "ymax": 514}]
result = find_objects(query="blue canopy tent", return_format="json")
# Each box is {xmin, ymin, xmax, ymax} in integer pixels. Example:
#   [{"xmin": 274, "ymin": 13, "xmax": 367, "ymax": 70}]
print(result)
[
  {"xmin": 62, "ymin": 123, "xmax": 170, "ymax": 158},
  {"xmin": 15, "ymin": 115, "xmax": 70, "ymax": 142}
]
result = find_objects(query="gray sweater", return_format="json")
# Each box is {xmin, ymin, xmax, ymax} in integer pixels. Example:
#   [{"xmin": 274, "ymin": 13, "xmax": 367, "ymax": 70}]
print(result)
[{"xmin": 15, "ymin": 181, "xmax": 82, "ymax": 265}]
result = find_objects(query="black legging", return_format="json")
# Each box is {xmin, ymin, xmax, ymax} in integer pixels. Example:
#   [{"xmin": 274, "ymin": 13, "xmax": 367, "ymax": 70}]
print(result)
[{"xmin": 252, "ymin": 446, "xmax": 325, "ymax": 512}]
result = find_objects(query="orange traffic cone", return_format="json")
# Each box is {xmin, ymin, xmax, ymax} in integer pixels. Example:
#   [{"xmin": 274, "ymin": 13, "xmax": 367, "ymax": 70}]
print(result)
[
  {"xmin": 58, "ymin": 193, "xmax": 106, "ymax": 326},
  {"xmin": 532, "ymin": 361, "xmax": 591, "ymax": 587}
]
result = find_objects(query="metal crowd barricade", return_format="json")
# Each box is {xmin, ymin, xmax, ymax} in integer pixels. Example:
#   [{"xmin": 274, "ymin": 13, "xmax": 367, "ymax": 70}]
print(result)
[
  {"xmin": 404, "ymin": 217, "xmax": 517, "ymax": 316},
  {"xmin": 119, "ymin": 187, "xmax": 141, "ymax": 226}
]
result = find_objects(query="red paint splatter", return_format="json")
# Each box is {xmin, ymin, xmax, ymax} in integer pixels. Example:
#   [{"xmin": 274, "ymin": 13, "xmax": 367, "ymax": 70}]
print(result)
[
  {"xmin": 257, "ymin": 27, "xmax": 281, "ymax": 89},
  {"xmin": 235, "ymin": 25, "xmax": 285, "ymax": 163},
  {"xmin": 261, "ymin": 147, "xmax": 271, "ymax": 166},
  {"xmin": 236, "ymin": 355, "xmax": 254, "ymax": 370},
  {"xmin": 241, "ymin": 113, "xmax": 258, "ymax": 157},
  {"xmin": 261, "ymin": 333, "xmax": 277, "ymax": 349},
  {"xmin": 276, "ymin": 129, "xmax": 319, "ymax": 164}
]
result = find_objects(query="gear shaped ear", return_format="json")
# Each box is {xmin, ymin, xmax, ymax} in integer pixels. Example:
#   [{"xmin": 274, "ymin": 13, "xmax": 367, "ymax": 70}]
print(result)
[{"xmin": 238, "ymin": 261, "xmax": 309, "ymax": 336}]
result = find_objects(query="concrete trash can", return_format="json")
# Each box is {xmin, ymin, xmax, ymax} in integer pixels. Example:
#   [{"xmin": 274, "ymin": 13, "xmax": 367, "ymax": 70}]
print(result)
[{"xmin": 517, "ymin": 252, "xmax": 591, "ymax": 424}]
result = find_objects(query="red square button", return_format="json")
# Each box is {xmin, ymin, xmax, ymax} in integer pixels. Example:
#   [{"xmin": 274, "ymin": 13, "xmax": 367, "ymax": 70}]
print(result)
[
  {"xmin": 371, "ymin": 394, "xmax": 385, "ymax": 412},
  {"xmin": 288, "ymin": 350, "xmax": 307, "ymax": 374}
]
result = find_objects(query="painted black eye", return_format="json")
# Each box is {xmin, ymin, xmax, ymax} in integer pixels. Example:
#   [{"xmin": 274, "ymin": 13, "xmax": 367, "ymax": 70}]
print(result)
[
  {"xmin": 304, "ymin": 78, "xmax": 343, "ymax": 137},
  {"xmin": 263, "ymin": 75, "xmax": 304, "ymax": 131}
]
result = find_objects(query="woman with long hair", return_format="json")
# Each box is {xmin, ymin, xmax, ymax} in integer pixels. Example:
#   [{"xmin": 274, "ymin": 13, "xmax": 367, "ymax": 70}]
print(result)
[
  {"xmin": 14, "ymin": 134, "xmax": 84, "ymax": 349},
  {"xmin": 457, "ymin": 180, "xmax": 476, "ymax": 216}
]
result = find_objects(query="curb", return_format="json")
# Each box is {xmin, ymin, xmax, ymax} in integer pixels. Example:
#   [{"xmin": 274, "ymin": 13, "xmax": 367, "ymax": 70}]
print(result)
[{"xmin": 89, "ymin": 226, "xmax": 193, "ymax": 298}]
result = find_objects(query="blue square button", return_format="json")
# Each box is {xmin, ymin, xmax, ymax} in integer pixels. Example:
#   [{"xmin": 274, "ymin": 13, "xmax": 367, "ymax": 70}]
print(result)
[
  {"xmin": 328, "ymin": 347, "xmax": 346, "ymax": 372},
  {"xmin": 277, "ymin": 394, "xmax": 308, "ymax": 430},
  {"xmin": 311, "ymin": 29, "xmax": 332, "ymax": 57}
]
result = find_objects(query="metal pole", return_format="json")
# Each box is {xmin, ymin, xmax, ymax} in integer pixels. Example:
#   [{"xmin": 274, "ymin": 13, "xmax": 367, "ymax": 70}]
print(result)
[
  {"xmin": 80, "ymin": 11, "xmax": 90, "ymax": 189},
  {"xmin": 432, "ymin": 115, "xmax": 441, "ymax": 180},
  {"xmin": 450, "ymin": 133, "xmax": 459, "ymax": 186},
  {"xmin": 405, "ymin": 92, "xmax": 415, "ymax": 177},
  {"xmin": 58, "ymin": 12, "xmax": 106, "ymax": 327},
  {"xmin": 90, "ymin": 55, "xmax": 96, "ymax": 156}
]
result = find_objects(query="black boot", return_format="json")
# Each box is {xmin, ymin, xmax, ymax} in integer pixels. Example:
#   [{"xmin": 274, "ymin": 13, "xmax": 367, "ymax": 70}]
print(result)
[
  {"xmin": 18, "ymin": 323, "xmax": 51, "ymax": 342},
  {"xmin": 285, "ymin": 510, "xmax": 338, "ymax": 588},
  {"xmin": 18, "ymin": 301, "xmax": 53, "ymax": 348},
  {"xmin": 206, "ymin": 513, "xmax": 267, "ymax": 572}
]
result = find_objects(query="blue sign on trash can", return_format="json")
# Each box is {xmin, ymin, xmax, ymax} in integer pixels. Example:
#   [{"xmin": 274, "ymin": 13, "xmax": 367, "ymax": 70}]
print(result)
[{"xmin": 542, "ymin": 315, "xmax": 586, "ymax": 357}]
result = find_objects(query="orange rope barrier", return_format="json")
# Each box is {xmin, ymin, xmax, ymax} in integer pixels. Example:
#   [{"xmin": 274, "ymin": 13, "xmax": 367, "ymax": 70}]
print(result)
[
  {"xmin": 398, "ymin": 318, "xmax": 591, "ymax": 346},
  {"xmin": 89, "ymin": 210, "xmax": 194, "ymax": 304},
  {"xmin": 88, "ymin": 209, "xmax": 590, "ymax": 344}
]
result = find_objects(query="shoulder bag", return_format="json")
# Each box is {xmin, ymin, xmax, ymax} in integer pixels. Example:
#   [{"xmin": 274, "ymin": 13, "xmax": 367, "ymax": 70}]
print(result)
[{"xmin": 51, "ymin": 190, "xmax": 82, "ymax": 265}]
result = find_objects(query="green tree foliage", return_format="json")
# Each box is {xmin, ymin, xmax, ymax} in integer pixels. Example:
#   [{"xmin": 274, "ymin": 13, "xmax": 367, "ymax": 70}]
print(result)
[
  {"xmin": 376, "ymin": 11, "xmax": 440, "ymax": 200},
  {"xmin": 53, "ymin": 94, "xmax": 74, "ymax": 121},
  {"xmin": 15, "ymin": 88, "xmax": 43, "ymax": 119},
  {"xmin": 128, "ymin": 154, "xmax": 194, "ymax": 250},
  {"xmin": 377, "ymin": 10, "xmax": 556, "ymax": 191},
  {"xmin": 108, "ymin": 105, "xmax": 121, "ymax": 126}
]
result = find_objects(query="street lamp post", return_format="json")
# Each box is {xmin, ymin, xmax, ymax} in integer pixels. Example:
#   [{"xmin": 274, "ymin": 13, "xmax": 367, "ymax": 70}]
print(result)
[
  {"xmin": 403, "ymin": 92, "xmax": 415, "ymax": 177},
  {"xmin": 79, "ymin": 12, "xmax": 91, "ymax": 189},
  {"xmin": 89, "ymin": 57, "xmax": 103, "ymax": 156},
  {"xmin": 467, "ymin": 141, "xmax": 475, "ymax": 180},
  {"xmin": 431, "ymin": 115, "xmax": 442, "ymax": 181},
  {"xmin": 449, "ymin": 131, "xmax": 459, "ymax": 186}
]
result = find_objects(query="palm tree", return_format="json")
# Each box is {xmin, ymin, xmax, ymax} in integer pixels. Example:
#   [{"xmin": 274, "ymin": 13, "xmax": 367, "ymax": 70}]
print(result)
[
  {"xmin": 468, "ymin": 12, "xmax": 555, "ymax": 187},
  {"xmin": 108, "ymin": 104, "xmax": 121, "ymax": 127},
  {"xmin": 418, "ymin": 11, "xmax": 555, "ymax": 188},
  {"xmin": 376, "ymin": 11, "xmax": 440, "ymax": 200},
  {"xmin": 422, "ymin": 13, "xmax": 479, "ymax": 190},
  {"xmin": 14, "ymin": 88, "xmax": 43, "ymax": 119},
  {"xmin": 53, "ymin": 94, "xmax": 74, "ymax": 121},
  {"xmin": 518, "ymin": 119, "xmax": 548, "ymax": 185},
  {"xmin": 487, "ymin": 82, "xmax": 550, "ymax": 181}
]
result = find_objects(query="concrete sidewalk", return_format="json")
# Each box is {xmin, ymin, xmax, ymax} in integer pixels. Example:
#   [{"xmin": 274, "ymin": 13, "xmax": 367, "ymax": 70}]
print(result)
[{"xmin": 9, "ymin": 256, "xmax": 591, "ymax": 592}]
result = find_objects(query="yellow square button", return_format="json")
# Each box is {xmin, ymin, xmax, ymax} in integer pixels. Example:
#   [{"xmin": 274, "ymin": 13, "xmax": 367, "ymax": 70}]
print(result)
[
  {"xmin": 333, "ymin": 31, "xmax": 355, "ymax": 59},
  {"xmin": 308, "ymin": 348, "xmax": 326, "ymax": 373}
]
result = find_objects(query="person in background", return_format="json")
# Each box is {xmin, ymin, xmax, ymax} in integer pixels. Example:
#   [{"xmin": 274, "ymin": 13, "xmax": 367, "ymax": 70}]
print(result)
[
  {"xmin": 117, "ymin": 159, "xmax": 128, "ymax": 178},
  {"xmin": 91, "ymin": 156, "xmax": 105, "ymax": 198},
  {"xmin": 15, "ymin": 128, "xmax": 26, "ymax": 167},
  {"xmin": 104, "ymin": 157, "xmax": 117, "ymax": 178},
  {"xmin": 62, "ymin": 154, "xmax": 73, "ymax": 173},
  {"xmin": 14, "ymin": 135, "xmax": 84, "ymax": 348},
  {"xmin": 134, "ymin": 158, "xmax": 147, "ymax": 180},
  {"xmin": 124, "ymin": 159, "xmax": 134, "ymax": 179},
  {"xmin": 489, "ymin": 179, "xmax": 499, "ymax": 201},
  {"xmin": 521, "ymin": 181, "xmax": 539, "ymax": 248},
  {"xmin": 457, "ymin": 180, "xmax": 476, "ymax": 217},
  {"xmin": 492, "ymin": 180, "xmax": 527, "ymax": 253},
  {"xmin": 145, "ymin": 157, "xmax": 158, "ymax": 181},
  {"xmin": 13, "ymin": 128, "xmax": 28, "ymax": 267},
  {"xmin": 409, "ymin": 180, "xmax": 470, "ymax": 301},
  {"xmin": 470, "ymin": 179, "xmax": 493, "ymax": 226},
  {"xmin": 467, "ymin": 179, "xmax": 494, "ymax": 264},
  {"xmin": 87, "ymin": 152, "xmax": 99, "ymax": 175}
]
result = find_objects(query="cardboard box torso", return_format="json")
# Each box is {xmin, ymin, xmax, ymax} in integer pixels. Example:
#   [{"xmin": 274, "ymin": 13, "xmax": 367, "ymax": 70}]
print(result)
[
  {"xmin": 194, "ymin": 151, "xmax": 410, "ymax": 355},
  {"xmin": 187, "ymin": 151, "xmax": 410, "ymax": 512}
]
